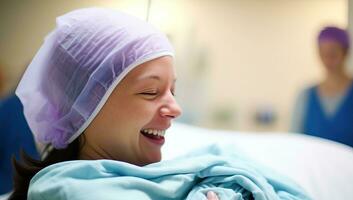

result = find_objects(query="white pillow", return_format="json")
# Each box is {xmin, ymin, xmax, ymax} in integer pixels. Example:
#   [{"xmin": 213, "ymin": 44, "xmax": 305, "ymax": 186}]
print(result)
[{"xmin": 162, "ymin": 122, "xmax": 353, "ymax": 200}]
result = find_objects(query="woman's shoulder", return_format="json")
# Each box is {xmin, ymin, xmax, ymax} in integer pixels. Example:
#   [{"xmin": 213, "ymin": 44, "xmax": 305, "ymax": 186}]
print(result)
[
  {"xmin": 296, "ymin": 85, "xmax": 316, "ymax": 102},
  {"xmin": 29, "ymin": 159, "xmax": 121, "ymax": 182},
  {"xmin": 28, "ymin": 159, "xmax": 119, "ymax": 200}
]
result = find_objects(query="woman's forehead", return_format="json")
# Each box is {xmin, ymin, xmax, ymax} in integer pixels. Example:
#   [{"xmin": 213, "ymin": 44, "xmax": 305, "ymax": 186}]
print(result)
[{"xmin": 126, "ymin": 57, "xmax": 176, "ymax": 81}]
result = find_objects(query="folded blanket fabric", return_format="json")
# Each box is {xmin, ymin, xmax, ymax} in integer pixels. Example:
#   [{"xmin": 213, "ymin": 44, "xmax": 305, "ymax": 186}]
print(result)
[{"xmin": 28, "ymin": 144, "xmax": 311, "ymax": 200}]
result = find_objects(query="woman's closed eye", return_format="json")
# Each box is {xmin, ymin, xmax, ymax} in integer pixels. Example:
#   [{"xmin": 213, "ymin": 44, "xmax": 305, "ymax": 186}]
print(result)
[
  {"xmin": 140, "ymin": 92, "xmax": 158, "ymax": 96},
  {"xmin": 138, "ymin": 87, "xmax": 175, "ymax": 98},
  {"xmin": 138, "ymin": 90, "xmax": 159, "ymax": 99}
]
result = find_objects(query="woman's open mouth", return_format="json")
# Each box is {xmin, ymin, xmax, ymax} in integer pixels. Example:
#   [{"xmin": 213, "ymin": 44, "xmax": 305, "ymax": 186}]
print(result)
[{"xmin": 140, "ymin": 129, "xmax": 165, "ymax": 145}]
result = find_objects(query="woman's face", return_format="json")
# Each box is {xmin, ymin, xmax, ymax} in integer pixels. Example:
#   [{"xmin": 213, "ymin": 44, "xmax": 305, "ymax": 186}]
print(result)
[
  {"xmin": 318, "ymin": 40, "xmax": 347, "ymax": 73},
  {"xmin": 81, "ymin": 56, "xmax": 182, "ymax": 165}
]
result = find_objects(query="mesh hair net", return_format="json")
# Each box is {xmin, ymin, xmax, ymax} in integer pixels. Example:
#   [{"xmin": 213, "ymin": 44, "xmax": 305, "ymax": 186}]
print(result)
[{"xmin": 16, "ymin": 8, "xmax": 174, "ymax": 149}]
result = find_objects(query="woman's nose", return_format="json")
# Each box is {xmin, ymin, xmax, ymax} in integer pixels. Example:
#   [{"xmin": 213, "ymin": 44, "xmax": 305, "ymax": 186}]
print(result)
[{"xmin": 160, "ymin": 95, "xmax": 182, "ymax": 119}]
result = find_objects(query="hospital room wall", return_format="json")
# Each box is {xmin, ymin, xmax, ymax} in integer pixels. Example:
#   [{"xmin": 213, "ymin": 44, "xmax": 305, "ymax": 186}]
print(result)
[
  {"xmin": 161, "ymin": 0, "xmax": 348, "ymax": 131},
  {"xmin": 0, "ymin": 0, "xmax": 348, "ymax": 132}
]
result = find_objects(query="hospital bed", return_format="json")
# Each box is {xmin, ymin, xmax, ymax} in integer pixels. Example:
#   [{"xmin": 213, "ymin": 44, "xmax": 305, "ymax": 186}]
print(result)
[
  {"xmin": 1, "ymin": 123, "xmax": 352, "ymax": 200},
  {"xmin": 162, "ymin": 122, "xmax": 353, "ymax": 200}
]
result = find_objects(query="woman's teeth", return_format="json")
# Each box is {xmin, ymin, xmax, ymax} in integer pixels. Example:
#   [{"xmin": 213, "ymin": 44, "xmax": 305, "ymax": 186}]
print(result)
[{"xmin": 141, "ymin": 129, "xmax": 166, "ymax": 137}]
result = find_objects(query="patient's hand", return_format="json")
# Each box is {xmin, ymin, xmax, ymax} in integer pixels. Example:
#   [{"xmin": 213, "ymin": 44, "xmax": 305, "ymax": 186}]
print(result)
[{"xmin": 207, "ymin": 191, "xmax": 219, "ymax": 200}]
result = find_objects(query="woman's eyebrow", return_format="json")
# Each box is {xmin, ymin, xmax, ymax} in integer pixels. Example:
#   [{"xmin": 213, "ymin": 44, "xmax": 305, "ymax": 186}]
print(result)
[
  {"xmin": 137, "ymin": 75, "xmax": 177, "ymax": 82},
  {"xmin": 137, "ymin": 75, "xmax": 161, "ymax": 81}
]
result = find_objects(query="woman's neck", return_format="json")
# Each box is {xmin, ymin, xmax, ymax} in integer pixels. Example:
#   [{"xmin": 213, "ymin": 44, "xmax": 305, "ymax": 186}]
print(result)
[
  {"xmin": 319, "ymin": 70, "xmax": 352, "ymax": 96},
  {"xmin": 79, "ymin": 141, "xmax": 114, "ymax": 160},
  {"xmin": 325, "ymin": 71, "xmax": 350, "ymax": 86}
]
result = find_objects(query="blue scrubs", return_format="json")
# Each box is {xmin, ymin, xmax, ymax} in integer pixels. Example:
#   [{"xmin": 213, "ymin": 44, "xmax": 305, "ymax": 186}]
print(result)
[
  {"xmin": 0, "ymin": 95, "xmax": 39, "ymax": 194},
  {"xmin": 303, "ymin": 84, "xmax": 353, "ymax": 147}
]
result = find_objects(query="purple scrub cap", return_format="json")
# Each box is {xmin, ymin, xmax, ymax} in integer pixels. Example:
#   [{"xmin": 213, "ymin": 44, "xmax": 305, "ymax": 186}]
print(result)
[
  {"xmin": 16, "ymin": 8, "xmax": 174, "ymax": 149},
  {"xmin": 318, "ymin": 26, "xmax": 350, "ymax": 50}
]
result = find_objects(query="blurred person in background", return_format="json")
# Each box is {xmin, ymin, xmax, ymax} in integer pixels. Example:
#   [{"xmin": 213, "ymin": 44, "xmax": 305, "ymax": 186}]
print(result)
[
  {"xmin": 291, "ymin": 26, "xmax": 353, "ymax": 148},
  {"xmin": 0, "ymin": 64, "xmax": 39, "ymax": 195}
]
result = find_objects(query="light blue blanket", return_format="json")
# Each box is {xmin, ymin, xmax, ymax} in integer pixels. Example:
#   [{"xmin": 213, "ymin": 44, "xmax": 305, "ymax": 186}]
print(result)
[{"xmin": 28, "ymin": 145, "xmax": 311, "ymax": 200}]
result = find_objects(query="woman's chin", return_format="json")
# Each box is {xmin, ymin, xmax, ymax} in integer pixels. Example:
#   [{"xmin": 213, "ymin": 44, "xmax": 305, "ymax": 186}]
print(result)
[
  {"xmin": 139, "ymin": 134, "xmax": 163, "ymax": 165},
  {"xmin": 324, "ymin": 63, "xmax": 342, "ymax": 72},
  {"xmin": 148, "ymin": 150, "xmax": 162, "ymax": 163},
  {"xmin": 140, "ymin": 150, "xmax": 162, "ymax": 166}
]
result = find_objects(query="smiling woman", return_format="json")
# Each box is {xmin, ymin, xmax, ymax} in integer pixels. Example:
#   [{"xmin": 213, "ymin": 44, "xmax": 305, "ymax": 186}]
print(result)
[
  {"xmin": 9, "ymin": 8, "xmax": 184, "ymax": 200},
  {"xmin": 8, "ymin": 7, "xmax": 223, "ymax": 200}
]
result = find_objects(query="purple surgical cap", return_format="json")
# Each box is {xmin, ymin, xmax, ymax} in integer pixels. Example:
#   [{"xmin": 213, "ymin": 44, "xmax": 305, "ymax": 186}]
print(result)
[
  {"xmin": 16, "ymin": 8, "xmax": 174, "ymax": 149},
  {"xmin": 318, "ymin": 26, "xmax": 350, "ymax": 50}
]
